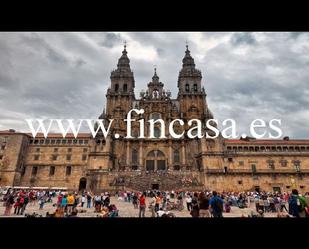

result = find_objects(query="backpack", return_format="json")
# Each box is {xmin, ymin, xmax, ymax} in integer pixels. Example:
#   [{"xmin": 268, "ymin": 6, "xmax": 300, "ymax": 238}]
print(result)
[
  {"xmin": 213, "ymin": 198, "xmax": 223, "ymax": 213},
  {"xmin": 288, "ymin": 195, "xmax": 301, "ymax": 216}
]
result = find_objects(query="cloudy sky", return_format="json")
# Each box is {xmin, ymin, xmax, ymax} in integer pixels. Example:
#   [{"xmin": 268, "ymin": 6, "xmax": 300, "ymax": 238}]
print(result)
[{"xmin": 0, "ymin": 32, "xmax": 309, "ymax": 138}]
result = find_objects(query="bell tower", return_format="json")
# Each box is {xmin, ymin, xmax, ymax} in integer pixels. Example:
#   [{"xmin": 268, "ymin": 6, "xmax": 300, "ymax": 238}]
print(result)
[
  {"xmin": 106, "ymin": 44, "xmax": 135, "ymax": 115},
  {"xmin": 177, "ymin": 45, "xmax": 213, "ymax": 122},
  {"xmin": 103, "ymin": 44, "xmax": 136, "ymax": 137}
]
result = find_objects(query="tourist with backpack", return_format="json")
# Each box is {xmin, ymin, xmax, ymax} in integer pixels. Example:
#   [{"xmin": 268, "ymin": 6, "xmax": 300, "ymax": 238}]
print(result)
[
  {"xmin": 288, "ymin": 189, "xmax": 308, "ymax": 218},
  {"xmin": 209, "ymin": 191, "xmax": 224, "ymax": 218}
]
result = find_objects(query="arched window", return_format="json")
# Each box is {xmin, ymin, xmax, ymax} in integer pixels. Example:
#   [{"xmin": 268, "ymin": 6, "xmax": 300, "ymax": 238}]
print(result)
[
  {"xmin": 193, "ymin": 84, "xmax": 197, "ymax": 92},
  {"xmin": 115, "ymin": 84, "xmax": 119, "ymax": 92},
  {"xmin": 154, "ymin": 127, "xmax": 160, "ymax": 138},
  {"xmin": 147, "ymin": 150, "xmax": 156, "ymax": 157},
  {"xmin": 146, "ymin": 150, "xmax": 166, "ymax": 171},
  {"xmin": 132, "ymin": 149, "xmax": 138, "ymax": 164},
  {"xmin": 157, "ymin": 150, "xmax": 165, "ymax": 157},
  {"xmin": 174, "ymin": 150, "xmax": 180, "ymax": 163},
  {"xmin": 185, "ymin": 84, "xmax": 190, "ymax": 92},
  {"xmin": 146, "ymin": 150, "xmax": 165, "ymax": 158},
  {"xmin": 123, "ymin": 84, "xmax": 127, "ymax": 92}
]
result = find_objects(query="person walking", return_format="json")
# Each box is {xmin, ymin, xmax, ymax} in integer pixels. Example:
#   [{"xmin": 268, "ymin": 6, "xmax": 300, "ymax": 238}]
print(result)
[
  {"xmin": 20, "ymin": 194, "xmax": 29, "ymax": 215},
  {"xmin": 190, "ymin": 192, "xmax": 200, "ymax": 217},
  {"xmin": 67, "ymin": 193, "xmax": 75, "ymax": 215},
  {"xmin": 4, "ymin": 194, "xmax": 14, "ymax": 216},
  {"xmin": 209, "ymin": 191, "xmax": 224, "ymax": 218},
  {"xmin": 155, "ymin": 193, "xmax": 161, "ymax": 212},
  {"xmin": 61, "ymin": 194, "xmax": 68, "ymax": 213},
  {"xmin": 87, "ymin": 193, "xmax": 92, "ymax": 208},
  {"xmin": 198, "ymin": 192, "xmax": 210, "ymax": 217},
  {"xmin": 280, "ymin": 195, "xmax": 288, "ymax": 213},
  {"xmin": 139, "ymin": 193, "xmax": 146, "ymax": 217},
  {"xmin": 186, "ymin": 194, "xmax": 192, "ymax": 211},
  {"xmin": 149, "ymin": 192, "xmax": 156, "ymax": 217},
  {"xmin": 288, "ymin": 189, "xmax": 308, "ymax": 218},
  {"xmin": 132, "ymin": 193, "xmax": 138, "ymax": 209},
  {"xmin": 14, "ymin": 195, "xmax": 21, "ymax": 215},
  {"xmin": 81, "ymin": 194, "xmax": 86, "ymax": 208},
  {"xmin": 39, "ymin": 196, "xmax": 45, "ymax": 210}
]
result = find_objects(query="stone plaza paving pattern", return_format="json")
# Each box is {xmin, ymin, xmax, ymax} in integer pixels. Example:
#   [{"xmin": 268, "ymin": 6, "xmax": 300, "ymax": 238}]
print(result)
[{"xmin": 0, "ymin": 197, "xmax": 280, "ymax": 217}]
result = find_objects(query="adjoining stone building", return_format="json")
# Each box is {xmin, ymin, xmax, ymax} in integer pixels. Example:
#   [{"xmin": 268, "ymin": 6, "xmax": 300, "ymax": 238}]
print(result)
[{"xmin": 1, "ymin": 45, "xmax": 309, "ymax": 193}]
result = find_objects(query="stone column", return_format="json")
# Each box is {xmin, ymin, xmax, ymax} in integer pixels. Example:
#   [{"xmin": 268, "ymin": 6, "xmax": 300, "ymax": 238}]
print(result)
[
  {"xmin": 169, "ymin": 140, "xmax": 172, "ymax": 170},
  {"xmin": 139, "ymin": 141, "xmax": 143, "ymax": 169},
  {"xmin": 181, "ymin": 140, "xmax": 186, "ymax": 168},
  {"xmin": 126, "ymin": 140, "xmax": 130, "ymax": 169},
  {"xmin": 201, "ymin": 138, "xmax": 208, "ymax": 171},
  {"xmin": 201, "ymin": 137, "xmax": 207, "ymax": 151},
  {"xmin": 104, "ymin": 136, "xmax": 111, "ymax": 152}
]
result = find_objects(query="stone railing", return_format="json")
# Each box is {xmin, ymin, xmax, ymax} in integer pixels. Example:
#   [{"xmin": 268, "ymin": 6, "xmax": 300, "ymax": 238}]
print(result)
[{"xmin": 205, "ymin": 168, "xmax": 309, "ymax": 174}]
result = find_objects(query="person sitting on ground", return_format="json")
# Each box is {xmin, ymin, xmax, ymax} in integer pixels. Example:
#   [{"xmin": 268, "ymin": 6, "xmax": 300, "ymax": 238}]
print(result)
[
  {"xmin": 157, "ymin": 208, "xmax": 166, "ymax": 217},
  {"xmin": 257, "ymin": 209, "xmax": 264, "ymax": 217}
]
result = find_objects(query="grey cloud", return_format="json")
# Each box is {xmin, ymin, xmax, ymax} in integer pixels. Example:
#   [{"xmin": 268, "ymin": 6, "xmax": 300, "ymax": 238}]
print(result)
[
  {"xmin": 289, "ymin": 32, "xmax": 305, "ymax": 39},
  {"xmin": 230, "ymin": 32, "xmax": 256, "ymax": 46},
  {"xmin": 98, "ymin": 33, "xmax": 122, "ymax": 48},
  {"xmin": 20, "ymin": 33, "xmax": 69, "ymax": 65}
]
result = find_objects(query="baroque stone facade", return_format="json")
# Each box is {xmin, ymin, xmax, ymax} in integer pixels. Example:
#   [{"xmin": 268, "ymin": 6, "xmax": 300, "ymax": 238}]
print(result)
[{"xmin": 1, "ymin": 45, "xmax": 309, "ymax": 193}]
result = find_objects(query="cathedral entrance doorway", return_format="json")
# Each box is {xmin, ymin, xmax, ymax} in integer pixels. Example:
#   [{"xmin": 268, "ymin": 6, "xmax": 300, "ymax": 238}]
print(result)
[
  {"xmin": 79, "ymin": 177, "xmax": 87, "ymax": 191},
  {"xmin": 145, "ymin": 150, "xmax": 167, "ymax": 171}
]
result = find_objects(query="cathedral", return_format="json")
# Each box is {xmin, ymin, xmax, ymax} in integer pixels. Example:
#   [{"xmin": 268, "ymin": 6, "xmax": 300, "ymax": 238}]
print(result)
[{"xmin": 1, "ymin": 45, "xmax": 309, "ymax": 193}]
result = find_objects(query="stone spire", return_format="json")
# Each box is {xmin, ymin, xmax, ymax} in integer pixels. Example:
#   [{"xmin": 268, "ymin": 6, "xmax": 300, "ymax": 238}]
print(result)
[
  {"xmin": 152, "ymin": 67, "xmax": 159, "ymax": 83},
  {"xmin": 178, "ymin": 44, "xmax": 202, "ymax": 84},
  {"xmin": 116, "ymin": 43, "xmax": 131, "ymax": 71},
  {"xmin": 109, "ymin": 43, "xmax": 135, "ymax": 88},
  {"xmin": 177, "ymin": 44, "xmax": 202, "ymax": 92},
  {"xmin": 146, "ymin": 67, "xmax": 165, "ymax": 99},
  {"xmin": 182, "ymin": 44, "xmax": 196, "ymax": 70}
]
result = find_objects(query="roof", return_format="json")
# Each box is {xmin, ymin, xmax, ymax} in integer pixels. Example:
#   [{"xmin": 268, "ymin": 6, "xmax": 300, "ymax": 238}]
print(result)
[
  {"xmin": 26, "ymin": 133, "xmax": 92, "ymax": 139},
  {"xmin": 225, "ymin": 139, "xmax": 309, "ymax": 145},
  {"xmin": 0, "ymin": 130, "xmax": 92, "ymax": 139}
]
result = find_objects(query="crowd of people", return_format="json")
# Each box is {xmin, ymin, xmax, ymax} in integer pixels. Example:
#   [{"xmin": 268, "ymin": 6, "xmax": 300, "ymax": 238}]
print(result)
[
  {"xmin": 115, "ymin": 189, "xmax": 309, "ymax": 218},
  {"xmin": 1, "ymin": 189, "xmax": 119, "ymax": 218},
  {"xmin": 1, "ymin": 187, "xmax": 309, "ymax": 218},
  {"xmin": 2, "ymin": 189, "xmax": 56, "ymax": 216}
]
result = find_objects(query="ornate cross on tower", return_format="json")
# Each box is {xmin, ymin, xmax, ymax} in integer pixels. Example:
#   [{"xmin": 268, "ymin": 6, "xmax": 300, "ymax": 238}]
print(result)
[
  {"xmin": 153, "ymin": 64, "xmax": 157, "ymax": 73},
  {"xmin": 124, "ymin": 40, "xmax": 127, "ymax": 50}
]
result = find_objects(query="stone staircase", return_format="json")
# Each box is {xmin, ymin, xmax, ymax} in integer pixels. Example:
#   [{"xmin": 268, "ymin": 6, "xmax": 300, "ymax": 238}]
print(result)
[{"xmin": 110, "ymin": 172, "xmax": 204, "ymax": 191}]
